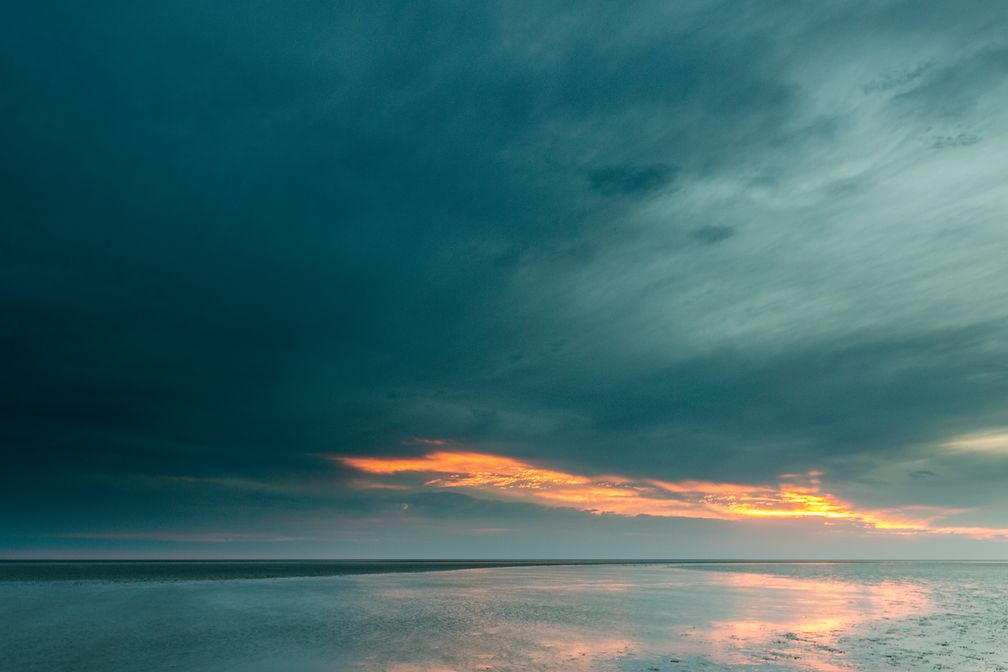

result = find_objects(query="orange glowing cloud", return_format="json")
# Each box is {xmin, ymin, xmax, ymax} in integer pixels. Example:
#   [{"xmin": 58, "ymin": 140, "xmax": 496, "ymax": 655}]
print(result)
[{"xmin": 333, "ymin": 450, "xmax": 1008, "ymax": 540}]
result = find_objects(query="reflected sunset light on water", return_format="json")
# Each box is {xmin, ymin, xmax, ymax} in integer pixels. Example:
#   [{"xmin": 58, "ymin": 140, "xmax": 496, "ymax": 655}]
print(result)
[
  {"xmin": 355, "ymin": 563, "xmax": 934, "ymax": 671},
  {"xmin": 7, "ymin": 562, "xmax": 1005, "ymax": 671}
]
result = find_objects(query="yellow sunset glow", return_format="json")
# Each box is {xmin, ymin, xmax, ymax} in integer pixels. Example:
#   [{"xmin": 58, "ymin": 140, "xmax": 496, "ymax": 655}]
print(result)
[{"xmin": 334, "ymin": 450, "xmax": 1008, "ymax": 540}]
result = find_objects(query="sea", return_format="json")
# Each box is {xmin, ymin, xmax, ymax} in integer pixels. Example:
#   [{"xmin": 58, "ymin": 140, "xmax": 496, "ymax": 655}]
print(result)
[{"xmin": 1, "ymin": 560, "xmax": 1006, "ymax": 671}]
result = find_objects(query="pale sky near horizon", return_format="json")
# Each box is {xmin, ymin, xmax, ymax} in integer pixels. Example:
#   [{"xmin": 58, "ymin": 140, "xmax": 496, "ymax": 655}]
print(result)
[{"xmin": 4, "ymin": 0, "xmax": 1008, "ymax": 558}]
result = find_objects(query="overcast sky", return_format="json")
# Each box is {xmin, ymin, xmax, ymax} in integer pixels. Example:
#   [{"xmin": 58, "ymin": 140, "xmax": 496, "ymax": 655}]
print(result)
[{"xmin": 4, "ymin": 0, "xmax": 1008, "ymax": 558}]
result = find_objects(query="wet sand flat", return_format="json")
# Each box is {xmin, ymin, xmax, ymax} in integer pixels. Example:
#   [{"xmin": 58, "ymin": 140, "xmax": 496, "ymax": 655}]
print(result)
[{"xmin": 2, "ymin": 561, "xmax": 1006, "ymax": 671}]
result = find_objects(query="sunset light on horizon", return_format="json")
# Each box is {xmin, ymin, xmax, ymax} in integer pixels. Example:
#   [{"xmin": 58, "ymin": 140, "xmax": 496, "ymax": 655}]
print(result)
[{"xmin": 335, "ymin": 449, "xmax": 1008, "ymax": 540}]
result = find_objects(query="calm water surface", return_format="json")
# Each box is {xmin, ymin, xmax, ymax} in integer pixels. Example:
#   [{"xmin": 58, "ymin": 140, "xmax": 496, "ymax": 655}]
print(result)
[{"xmin": 2, "ymin": 561, "xmax": 1006, "ymax": 671}]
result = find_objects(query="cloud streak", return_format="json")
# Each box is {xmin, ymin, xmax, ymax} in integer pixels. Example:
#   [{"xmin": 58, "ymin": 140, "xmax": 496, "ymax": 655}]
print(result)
[
  {"xmin": 943, "ymin": 430, "xmax": 1008, "ymax": 453},
  {"xmin": 336, "ymin": 451, "xmax": 1008, "ymax": 540}
]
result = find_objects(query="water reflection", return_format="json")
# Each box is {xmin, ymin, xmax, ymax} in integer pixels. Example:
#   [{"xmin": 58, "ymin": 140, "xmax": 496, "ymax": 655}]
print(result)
[
  {"xmin": 3, "ymin": 563, "xmax": 957, "ymax": 672},
  {"xmin": 368, "ymin": 564, "xmax": 932, "ymax": 671},
  {"xmin": 693, "ymin": 572, "xmax": 930, "ymax": 670}
]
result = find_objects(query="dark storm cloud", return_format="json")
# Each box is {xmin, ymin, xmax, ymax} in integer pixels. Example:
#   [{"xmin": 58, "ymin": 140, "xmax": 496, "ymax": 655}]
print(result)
[
  {"xmin": 930, "ymin": 133, "xmax": 982, "ymax": 150},
  {"xmin": 3, "ymin": 0, "xmax": 1008, "ymax": 554},
  {"xmin": 1, "ymin": 0, "xmax": 791, "ymax": 462},
  {"xmin": 690, "ymin": 225, "xmax": 735, "ymax": 244},
  {"xmin": 862, "ymin": 63, "xmax": 932, "ymax": 94},
  {"xmin": 587, "ymin": 164, "xmax": 677, "ymax": 197},
  {"xmin": 891, "ymin": 46, "xmax": 1008, "ymax": 120}
]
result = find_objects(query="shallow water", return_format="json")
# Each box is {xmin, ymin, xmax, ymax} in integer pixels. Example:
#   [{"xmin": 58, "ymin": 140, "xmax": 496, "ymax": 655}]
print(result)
[{"xmin": 2, "ymin": 562, "xmax": 1006, "ymax": 671}]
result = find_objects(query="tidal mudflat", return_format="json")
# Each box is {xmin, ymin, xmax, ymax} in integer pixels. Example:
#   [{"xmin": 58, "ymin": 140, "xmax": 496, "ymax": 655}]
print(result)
[{"xmin": 2, "ymin": 561, "xmax": 1006, "ymax": 671}]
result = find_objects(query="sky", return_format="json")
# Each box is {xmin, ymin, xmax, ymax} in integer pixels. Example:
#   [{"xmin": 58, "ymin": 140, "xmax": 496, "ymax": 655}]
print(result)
[{"xmin": 3, "ymin": 1, "xmax": 1008, "ymax": 559}]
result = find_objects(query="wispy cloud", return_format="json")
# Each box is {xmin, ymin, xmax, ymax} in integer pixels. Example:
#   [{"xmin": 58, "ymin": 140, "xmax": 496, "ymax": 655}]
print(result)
[
  {"xmin": 62, "ymin": 531, "xmax": 310, "ymax": 543},
  {"xmin": 404, "ymin": 437, "xmax": 451, "ymax": 447},
  {"xmin": 335, "ymin": 451, "xmax": 1008, "ymax": 540},
  {"xmin": 943, "ymin": 430, "xmax": 1008, "ymax": 453}
]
